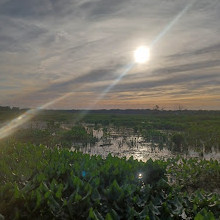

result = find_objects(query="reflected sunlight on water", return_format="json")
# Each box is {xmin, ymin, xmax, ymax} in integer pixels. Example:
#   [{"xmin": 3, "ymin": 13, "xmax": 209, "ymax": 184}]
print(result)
[{"xmin": 71, "ymin": 126, "xmax": 220, "ymax": 162}]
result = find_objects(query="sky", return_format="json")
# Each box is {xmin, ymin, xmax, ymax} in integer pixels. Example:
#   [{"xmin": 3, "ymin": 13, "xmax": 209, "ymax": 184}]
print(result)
[{"xmin": 0, "ymin": 0, "xmax": 219, "ymax": 110}]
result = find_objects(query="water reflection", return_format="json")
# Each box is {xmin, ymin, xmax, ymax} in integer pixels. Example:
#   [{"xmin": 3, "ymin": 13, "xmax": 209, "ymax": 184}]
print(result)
[
  {"xmin": 72, "ymin": 126, "xmax": 220, "ymax": 162},
  {"xmin": 3, "ymin": 120, "xmax": 218, "ymax": 161},
  {"xmin": 74, "ymin": 126, "xmax": 166, "ymax": 161}
]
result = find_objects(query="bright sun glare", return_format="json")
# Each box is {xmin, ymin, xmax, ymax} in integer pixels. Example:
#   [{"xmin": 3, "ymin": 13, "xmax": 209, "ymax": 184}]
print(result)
[{"xmin": 134, "ymin": 46, "xmax": 150, "ymax": 63}]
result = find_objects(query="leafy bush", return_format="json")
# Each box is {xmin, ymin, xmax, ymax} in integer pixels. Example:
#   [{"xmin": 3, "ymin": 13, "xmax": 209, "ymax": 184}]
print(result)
[
  {"xmin": 0, "ymin": 144, "xmax": 219, "ymax": 219},
  {"xmin": 60, "ymin": 126, "xmax": 98, "ymax": 148},
  {"xmin": 167, "ymin": 157, "xmax": 220, "ymax": 192}
]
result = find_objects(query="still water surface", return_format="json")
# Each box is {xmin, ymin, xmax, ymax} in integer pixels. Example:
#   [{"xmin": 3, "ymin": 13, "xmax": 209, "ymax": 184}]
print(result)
[{"xmin": 72, "ymin": 126, "xmax": 220, "ymax": 162}]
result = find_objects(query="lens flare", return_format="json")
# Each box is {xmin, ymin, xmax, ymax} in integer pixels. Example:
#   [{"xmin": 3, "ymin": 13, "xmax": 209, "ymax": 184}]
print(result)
[
  {"xmin": 138, "ymin": 173, "xmax": 143, "ymax": 179},
  {"xmin": 150, "ymin": 0, "xmax": 196, "ymax": 47},
  {"xmin": 0, "ymin": 92, "xmax": 74, "ymax": 140}
]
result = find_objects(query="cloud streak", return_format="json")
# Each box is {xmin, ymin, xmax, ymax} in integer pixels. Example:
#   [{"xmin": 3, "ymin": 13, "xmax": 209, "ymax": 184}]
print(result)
[{"xmin": 0, "ymin": 0, "xmax": 219, "ymax": 109}]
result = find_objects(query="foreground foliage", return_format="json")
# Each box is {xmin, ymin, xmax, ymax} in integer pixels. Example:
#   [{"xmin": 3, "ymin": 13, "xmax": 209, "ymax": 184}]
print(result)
[
  {"xmin": 0, "ymin": 144, "xmax": 219, "ymax": 219},
  {"xmin": 167, "ymin": 157, "xmax": 220, "ymax": 193}
]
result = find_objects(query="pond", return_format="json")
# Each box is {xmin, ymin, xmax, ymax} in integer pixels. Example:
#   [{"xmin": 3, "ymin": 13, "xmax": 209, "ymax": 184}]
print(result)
[
  {"xmin": 71, "ymin": 126, "xmax": 220, "ymax": 162},
  {"xmin": 3, "ymin": 119, "xmax": 218, "ymax": 162}
]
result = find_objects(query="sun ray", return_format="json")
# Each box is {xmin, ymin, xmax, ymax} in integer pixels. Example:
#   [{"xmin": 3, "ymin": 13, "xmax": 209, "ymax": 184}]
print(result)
[
  {"xmin": 150, "ymin": 0, "xmax": 196, "ymax": 47},
  {"xmin": 0, "ymin": 0, "xmax": 196, "ymax": 140}
]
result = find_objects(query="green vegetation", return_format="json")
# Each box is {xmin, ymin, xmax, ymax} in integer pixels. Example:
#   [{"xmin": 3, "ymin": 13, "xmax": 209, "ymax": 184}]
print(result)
[
  {"xmin": 1, "ymin": 109, "xmax": 219, "ymax": 154},
  {"xmin": 4, "ymin": 125, "xmax": 97, "ymax": 149},
  {"xmin": 60, "ymin": 126, "xmax": 97, "ymax": 148},
  {"xmin": 82, "ymin": 111, "xmax": 220, "ymax": 154},
  {"xmin": 0, "ymin": 109, "xmax": 220, "ymax": 219},
  {"xmin": 0, "ymin": 144, "xmax": 219, "ymax": 219},
  {"xmin": 167, "ymin": 157, "xmax": 220, "ymax": 193}
]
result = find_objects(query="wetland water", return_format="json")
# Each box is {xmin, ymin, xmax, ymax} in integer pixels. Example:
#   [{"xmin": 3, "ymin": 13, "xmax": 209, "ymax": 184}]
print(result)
[
  {"xmin": 2, "ymin": 120, "xmax": 219, "ymax": 162},
  {"xmin": 72, "ymin": 125, "xmax": 220, "ymax": 162}
]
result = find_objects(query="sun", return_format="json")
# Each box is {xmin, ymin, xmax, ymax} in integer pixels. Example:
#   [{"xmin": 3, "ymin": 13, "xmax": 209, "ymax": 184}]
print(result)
[{"xmin": 134, "ymin": 46, "xmax": 150, "ymax": 63}]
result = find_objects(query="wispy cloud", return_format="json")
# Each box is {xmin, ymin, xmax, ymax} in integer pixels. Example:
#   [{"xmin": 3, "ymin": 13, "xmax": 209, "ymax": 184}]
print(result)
[{"xmin": 0, "ymin": 0, "xmax": 219, "ymax": 109}]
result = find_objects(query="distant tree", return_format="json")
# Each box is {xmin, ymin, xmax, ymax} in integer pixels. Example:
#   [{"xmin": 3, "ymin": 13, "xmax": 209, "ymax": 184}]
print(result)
[
  {"xmin": 12, "ymin": 107, "xmax": 19, "ymax": 111},
  {"xmin": 0, "ymin": 106, "xmax": 11, "ymax": 111},
  {"xmin": 153, "ymin": 105, "xmax": 160, "ymax": 111}
]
